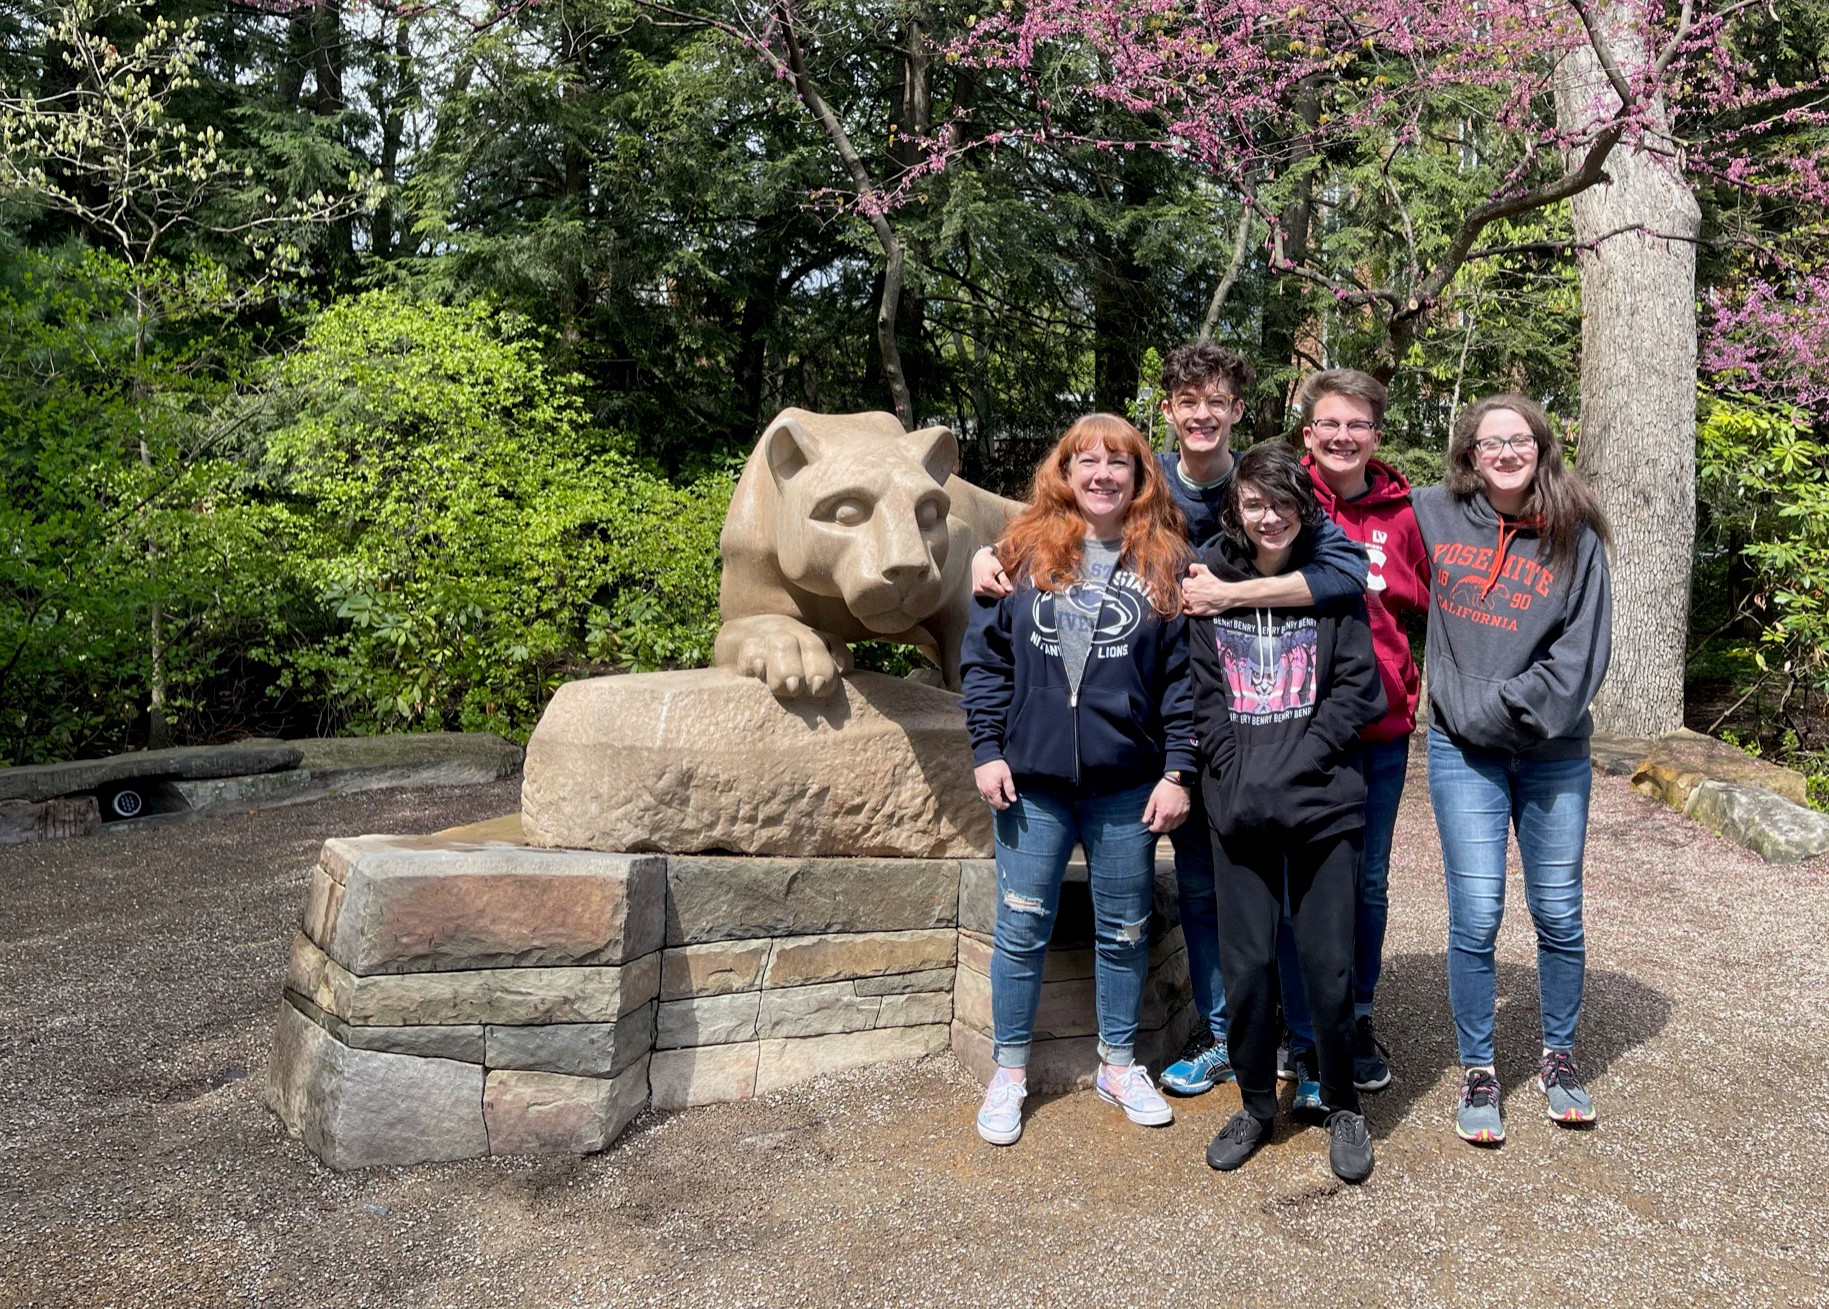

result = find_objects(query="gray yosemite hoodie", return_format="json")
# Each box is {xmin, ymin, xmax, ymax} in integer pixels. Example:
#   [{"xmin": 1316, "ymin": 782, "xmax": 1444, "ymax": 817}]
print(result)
[{"xmin": 1411, "ymin": 484, "xmax": 1611, "ymax": 761}]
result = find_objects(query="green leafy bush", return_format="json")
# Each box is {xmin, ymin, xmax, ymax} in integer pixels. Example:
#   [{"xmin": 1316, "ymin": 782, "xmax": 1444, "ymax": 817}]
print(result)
[
  {"xmin": 0, "ymin": 245, "xmax": 298, "ymax": 764},
  {"xmin": 1693, "ymin": 387, "xmax": 1829, "ymax": 755},
  {"xmin": 266, "ymin": 291, "xmax": 729, "ymax": 738}
]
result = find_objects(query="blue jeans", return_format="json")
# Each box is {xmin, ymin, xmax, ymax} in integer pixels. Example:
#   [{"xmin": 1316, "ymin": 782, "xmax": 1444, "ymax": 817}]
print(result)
[
  {"xmin": 1427, "ymin": 731, "xmax": 1591, "ymax": 1066},
  {"xmin": 990, "ymin": 782, "xmax": 1159, "ymax": 1068},
  {"xmin": 1279, "ymin": 735, "xmax": 1410, "ymax": 1046},
  {"xmin": 1168, "ymin": 786, "xmax": 1227, "ymax": 1044}
]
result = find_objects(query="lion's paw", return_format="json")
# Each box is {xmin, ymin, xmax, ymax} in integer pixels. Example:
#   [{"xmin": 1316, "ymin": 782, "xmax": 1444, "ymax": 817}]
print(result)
[{"xmin": 716, "ymin": 616, "xmax": 851, "ymax": 699}]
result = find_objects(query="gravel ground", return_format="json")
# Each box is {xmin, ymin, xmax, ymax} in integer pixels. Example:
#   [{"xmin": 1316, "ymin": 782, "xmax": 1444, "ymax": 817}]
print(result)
[{"xmin": 3, "ymin": 769, "xmax": 1828, "ymax": 1308}]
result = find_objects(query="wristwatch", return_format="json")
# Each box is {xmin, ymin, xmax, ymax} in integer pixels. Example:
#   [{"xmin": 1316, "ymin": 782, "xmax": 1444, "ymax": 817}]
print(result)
[{"xmin": 1162, "ymin": 769, "xmax": 1195, "ymax": 788}]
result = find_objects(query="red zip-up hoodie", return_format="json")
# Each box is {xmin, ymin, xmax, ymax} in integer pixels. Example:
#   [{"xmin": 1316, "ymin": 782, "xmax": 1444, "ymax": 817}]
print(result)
[{"xmin": 1304, "ymin": 454, "xmax": 1430, "ymax": 743}]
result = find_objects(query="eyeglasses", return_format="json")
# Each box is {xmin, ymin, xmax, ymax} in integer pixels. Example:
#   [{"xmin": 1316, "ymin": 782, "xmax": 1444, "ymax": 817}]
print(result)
[
  {"xmin": 1238, "ymin": 500, "xmax": 1293, "ymax": 522},
  {"xmin": 1309, "ymin": 419, "xmax": 1377, "ymax": 437},
  {"xmin": 1171, "ymin": 393, "xmax": 1238, "ymax": 414},
  {"xmin": 1474, "ymin": 434, "xmax": 1536, "ymax": 458}
]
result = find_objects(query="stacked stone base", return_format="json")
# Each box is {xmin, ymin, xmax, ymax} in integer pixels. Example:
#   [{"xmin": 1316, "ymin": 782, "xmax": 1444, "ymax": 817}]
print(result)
[
  {"xmin": 268, "ymin": 830, "xmax": 1194, "ymax": 1169},
  {"xmin": 950, "ymin": 857, "xmax": 1196, "ymax": 1092}
]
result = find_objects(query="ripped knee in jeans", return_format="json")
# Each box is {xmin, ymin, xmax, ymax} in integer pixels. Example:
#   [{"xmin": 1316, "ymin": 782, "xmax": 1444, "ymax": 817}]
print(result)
[
  {"xmin": 1116, "ymin": 915, "xmax": 1148, "ymax": 944},
  {"xmin": 1002, "ymin": 889, "xmax": 1045, "ymax": 914}
]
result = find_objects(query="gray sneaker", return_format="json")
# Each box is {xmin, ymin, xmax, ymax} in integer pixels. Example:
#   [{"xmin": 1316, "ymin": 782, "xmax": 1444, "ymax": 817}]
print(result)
[
  {"xmin": 1325, "ymin": 1109, "xmax": 1374, "ymax": 1183},
  {"xmin": 1455, "ymin": 1066, "xmax": 1504, "ymax": 1146},
  {"xmin": 1535, "ymin": 1050, "xmax": 1597, "ymax": 1125}
]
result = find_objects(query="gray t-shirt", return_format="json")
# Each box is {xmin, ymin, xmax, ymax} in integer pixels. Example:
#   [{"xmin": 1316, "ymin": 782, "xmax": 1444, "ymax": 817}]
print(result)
[{"xmin": 1057, "ymin": 537, "xmax": 1122, "ymax": 702}]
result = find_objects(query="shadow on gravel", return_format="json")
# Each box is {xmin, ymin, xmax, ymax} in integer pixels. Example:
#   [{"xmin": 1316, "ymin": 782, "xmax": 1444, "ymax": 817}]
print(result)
[{"xmin": 1364, "ymin": 951, "xmax": 1672, "ymax": 1135}]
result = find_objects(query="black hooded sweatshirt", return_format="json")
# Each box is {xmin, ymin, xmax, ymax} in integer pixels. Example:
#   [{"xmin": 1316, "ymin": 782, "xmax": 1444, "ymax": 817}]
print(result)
[{"xmin": 1188, "ymin": 526, "xmax": 1387, "ymax": 843}]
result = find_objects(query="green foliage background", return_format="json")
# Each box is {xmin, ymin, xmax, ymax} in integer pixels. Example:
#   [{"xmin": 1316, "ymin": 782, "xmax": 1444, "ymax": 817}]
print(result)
[{"xmin": 1, "ymin": 0, "xmax": 1826, "ymax": 766}]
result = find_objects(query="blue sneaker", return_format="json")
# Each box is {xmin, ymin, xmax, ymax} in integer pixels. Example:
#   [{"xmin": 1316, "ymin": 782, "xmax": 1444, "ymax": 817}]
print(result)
[
  {"xmin": 1288, "ymin": 1047, "xmax": 1324, "ymax": 1121},
  {"xmin": 1455, "ymin": 1066, "xmax": 1505, "ymax": 1145},
  {"xmin": 1160, "ymin": 1036, "xmax": 1235, "ymax": 1096},
  {"xmin": 1535, "ymin": 1050, "xmax": 1597, "ymax": 1125}
]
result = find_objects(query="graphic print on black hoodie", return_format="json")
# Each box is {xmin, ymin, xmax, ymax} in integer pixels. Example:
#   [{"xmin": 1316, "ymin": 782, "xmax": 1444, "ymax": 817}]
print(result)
[
  {"xmin": 1187, "ymin": 529, "xmax": 1386, "ymax": 842},
  {"xmin": 1212, "ymin": 612, "xmax": 1319, "ymax": 724}
]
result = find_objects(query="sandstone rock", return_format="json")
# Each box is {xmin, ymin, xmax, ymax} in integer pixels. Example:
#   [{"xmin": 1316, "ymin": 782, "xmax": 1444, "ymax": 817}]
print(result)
[
  {"xmin": 957, "ymin": 860, "xmax": 996, "ymax": 937},
  {"xmin": 762, "ymin": 929, "xmax": 956, "ymax": 988},
  {"xmin": 0, "ymin": 795, "xmax": 100, "ymax": 845},
  {"xmin": 875, "ymin": 991, "xmax": 952, "ymax": 1027},
  {"xmin": 301, "ymin": 868, "xmax": 345, "ymax": 950},
  {"xmin": 482, "ymin": 1062, "xmax": 648, "ymax": 1156},
  {"xmin": 520, "ymin": 668, "xmax": 992, "ymax": 858},
  {"xmin": 1685, "ymin": 780, "xmax": 1829, "ymax": 864},
  {"xmin": 0, "ymin": 740, "xmax": 301, "ymax": 804},
  {"xmin": 656, "ymin": 992, "xmax": 761, "ymax": 1049},
  {"xmin": 1588, "ymin": 732, "xmax": 1656, "ymax": 778},
  {"xmin": 649, "ymin": 1044, "xmax": 761, "ymax": 1110},
  {"xmin": 758, "ymin": 982, "xmax": 881, "ymax": 1039},
  {"xmin": 436, "ymin": 812, "xmax": 524, "ymax": 843},
  {"xmin": 1636, "ymin": 729, "xmax": 1809, "ymax": 807},
  {"xmin": 170, "ymin": 770, "xmax": 320, "ymax": 814},
  {"xmin": 665, "ymin": 856, "xmax": 958, "ymax": 945},
  {"xmin": 314, "ymin": 835, "xmax": 665, "ymax": 973},
  {"xmin": 660, "ymin": 940, "xmax": 771, "ymax": 1000},
  {"xmin": 950, "ymin": 1011, "xmax": 1199, "ymax": 1094},
  {"xmin": 485, "ymin": 1004, "xmax": 655, "ymax": 1077},
  {"xmin": 267, "ymin": 1000, "xmax": 488, "ymax": 1170},
  {"xmin": 294, "ymin": 732, "xmax": 523, "ymax": 794},
  {"xmin": 287, "ymin": 934, "xmax": 661, "ymax": 1028},
  {"xmin": 342, "ymin": 1023, "xmax": 486, "ymax": 1063},
  {"xmin": 854, "ymin": 968, "xmax": 954, "ymax": 997},
  {"xmin": 753, "ymin": 1024, "xmax": 951, "ymax": 1094}
]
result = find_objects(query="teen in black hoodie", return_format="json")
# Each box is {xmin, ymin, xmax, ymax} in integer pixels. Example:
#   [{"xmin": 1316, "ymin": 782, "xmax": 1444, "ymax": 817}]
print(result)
[{"xmin": 1189, "ymin": 443, "xmax": 1386, "ymax": 1184}]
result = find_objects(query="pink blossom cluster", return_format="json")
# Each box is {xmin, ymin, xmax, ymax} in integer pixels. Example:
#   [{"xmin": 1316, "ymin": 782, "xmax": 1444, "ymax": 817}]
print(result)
[{"xmin": 1705, "ymin": 272, "xmax": 1829, "ymax": 411}]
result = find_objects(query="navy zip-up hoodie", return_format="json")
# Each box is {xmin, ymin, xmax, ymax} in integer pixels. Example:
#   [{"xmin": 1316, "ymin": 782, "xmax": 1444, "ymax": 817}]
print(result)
[
  {"xmin": 1187, "ymin": 528, "xmax": 1386, "ymax": 841},
  {"xmin": 960, "ymin": 564, "xmax": 1197, "ymax": 796}
]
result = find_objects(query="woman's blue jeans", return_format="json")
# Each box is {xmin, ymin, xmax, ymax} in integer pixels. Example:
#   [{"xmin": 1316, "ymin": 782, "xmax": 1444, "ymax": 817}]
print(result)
[
  {"xmin": 990, "ymin": 782, "xmax": 1158, "ymax": 1069},
  {"xmin": 1426, "ymin": 730, "xmax": 1591, "ymax": 1067}
]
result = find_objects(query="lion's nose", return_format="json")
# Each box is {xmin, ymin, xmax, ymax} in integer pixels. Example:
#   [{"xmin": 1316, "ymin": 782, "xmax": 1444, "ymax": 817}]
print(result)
[{"xmin": 882, "ymin": 562, "xmax": 926, "ymax": 587}]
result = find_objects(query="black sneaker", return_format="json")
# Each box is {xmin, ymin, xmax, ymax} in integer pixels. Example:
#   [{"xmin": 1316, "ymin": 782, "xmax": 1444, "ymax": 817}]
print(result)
[
  {"xmin": 1325, "ymin": 1109, "xmax": 1374, "ymax": 1183},
  {"xmin": 1353, "ymin": 1015, "xmax": 1392, "ymax": 1092},
  {"xmin": 1206, "ymin": 1109, "xmax": 1273, "ymax": 1172}
]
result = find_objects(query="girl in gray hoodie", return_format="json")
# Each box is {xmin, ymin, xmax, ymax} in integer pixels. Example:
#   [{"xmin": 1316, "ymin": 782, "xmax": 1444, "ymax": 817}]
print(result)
[{"xmin": 1412, "ymin": 393, "xmax": 1612, "ymax": 1148}]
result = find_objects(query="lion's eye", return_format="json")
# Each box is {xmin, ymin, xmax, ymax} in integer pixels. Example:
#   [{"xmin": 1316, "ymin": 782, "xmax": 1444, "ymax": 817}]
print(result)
[
  {"xmin": 915, "ymin": 498, "xmax": 944, "ymax": 529},
  {"xmin": 821, "ymin": 498, "xmax": 870, "ymax": 527}
]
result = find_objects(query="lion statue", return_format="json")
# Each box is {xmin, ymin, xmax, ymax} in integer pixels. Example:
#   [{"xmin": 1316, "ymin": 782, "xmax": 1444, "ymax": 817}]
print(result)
[{"xmin": 716, "ymin": 408, "xmax": 1023, "ymax": 699}]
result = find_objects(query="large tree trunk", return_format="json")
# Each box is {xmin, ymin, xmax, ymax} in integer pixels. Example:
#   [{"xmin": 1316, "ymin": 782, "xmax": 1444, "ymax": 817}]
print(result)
[{"xmin": 1555, "ymin": 6, "xmax": 1700, "ymax": 738}]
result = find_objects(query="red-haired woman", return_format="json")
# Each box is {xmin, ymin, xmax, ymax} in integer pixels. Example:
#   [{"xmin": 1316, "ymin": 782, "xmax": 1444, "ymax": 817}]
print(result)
[{"xmin": 960, "ymin": 414, "xmax": 1198, "ymax": 1146}]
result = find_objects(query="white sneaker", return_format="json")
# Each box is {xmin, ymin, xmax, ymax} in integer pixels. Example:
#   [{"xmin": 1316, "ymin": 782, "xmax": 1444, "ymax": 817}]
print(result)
[
  {"xmin": 976, "ymin": 1067, "xmax": 1027, "ymax": 1145},
  {"xmin": 1095, "ymin": 1062, "xmax": 1173, "ymax": 1127}
]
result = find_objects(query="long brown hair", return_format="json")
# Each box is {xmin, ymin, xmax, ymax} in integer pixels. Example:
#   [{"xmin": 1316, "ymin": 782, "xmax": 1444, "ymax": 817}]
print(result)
[
  {"xmin": 998, "ymin": 414, "xmax": 1191, "ymax": 616},
  {"xmin": 1446, "ymin": 393, "xmax": 1612, "ymax": 578}
]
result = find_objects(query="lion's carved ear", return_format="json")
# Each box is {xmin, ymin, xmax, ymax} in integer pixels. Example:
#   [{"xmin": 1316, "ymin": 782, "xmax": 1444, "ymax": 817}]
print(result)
[
  {"xmin": 765, "ymin": 416, "xmax": 820, "ymax": 485},
  {"xmin": 907, "ymin": 424, "xmax": 958, "ymax": 485}
]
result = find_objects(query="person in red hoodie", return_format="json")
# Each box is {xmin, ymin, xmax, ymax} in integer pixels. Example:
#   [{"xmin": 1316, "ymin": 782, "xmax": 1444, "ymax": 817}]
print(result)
[{"xmin": 1276, "ymin": 369, "xmax": 1431, "ymax": 1101}]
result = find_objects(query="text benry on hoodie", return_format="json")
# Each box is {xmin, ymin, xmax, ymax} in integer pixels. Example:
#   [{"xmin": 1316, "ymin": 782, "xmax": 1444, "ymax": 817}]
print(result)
[{"xmin": 1410, "ymin": 484, "xmax": 1612, "ymax": 762}]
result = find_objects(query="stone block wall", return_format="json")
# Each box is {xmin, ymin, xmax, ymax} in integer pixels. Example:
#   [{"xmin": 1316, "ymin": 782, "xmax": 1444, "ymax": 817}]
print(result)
[
  {"xmin": 647, "ymin": 855, "xmax": 959, "ymax": 1108},
  {"xmin": 268, "ymin": 834, "xmax": 1195, "ymax": 1169}
]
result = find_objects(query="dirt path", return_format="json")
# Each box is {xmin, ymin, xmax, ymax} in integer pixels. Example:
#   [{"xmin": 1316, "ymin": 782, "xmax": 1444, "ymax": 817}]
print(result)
[{"xmin": 3, "ymin": 771, "xmax": 1826, "ymax": 1308}]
